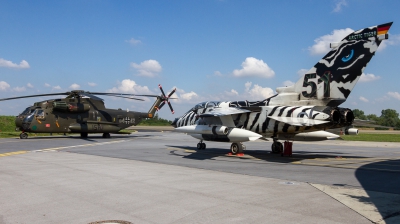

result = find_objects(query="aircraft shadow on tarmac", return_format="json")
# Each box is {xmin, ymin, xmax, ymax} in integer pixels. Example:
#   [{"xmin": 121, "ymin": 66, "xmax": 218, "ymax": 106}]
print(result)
[
  {"xmin": 165, "ymin": 145, "xmax": 370, "ymax": 162},
  {"xmin": 356, "ymin": 159, "xmax": 400, "ymax": 223}
]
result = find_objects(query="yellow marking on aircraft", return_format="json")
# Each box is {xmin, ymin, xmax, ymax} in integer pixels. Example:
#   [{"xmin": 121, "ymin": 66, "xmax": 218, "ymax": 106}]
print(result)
[{"xmin": 0, "ymin": 150, "xmax": 28, "ymax": 157}]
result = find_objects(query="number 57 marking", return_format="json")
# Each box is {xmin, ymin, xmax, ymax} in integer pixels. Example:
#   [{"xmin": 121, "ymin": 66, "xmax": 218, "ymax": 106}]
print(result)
[{"xmin": 302, "ymin": 72, "xmax": 331, "ymax": 98}]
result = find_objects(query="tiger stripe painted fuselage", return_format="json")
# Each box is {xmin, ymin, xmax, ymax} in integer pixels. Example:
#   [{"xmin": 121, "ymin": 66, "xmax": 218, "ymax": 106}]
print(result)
[{"xmin": 172, "ymin": 22, "xmax": 393, "ymax": 154}]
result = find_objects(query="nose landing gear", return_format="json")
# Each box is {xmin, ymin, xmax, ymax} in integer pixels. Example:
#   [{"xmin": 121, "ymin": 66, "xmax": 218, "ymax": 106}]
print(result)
[
  {"xmin": 230, "ymin": 142, "xmax": 245, "ymax": 154},
  {"xmin": 20, "ymin": 132, "xmax": 28, "ymax": 139},
  {"xmin": 197, "ymin": 140, "xmax": 206, "ymax": 150}
]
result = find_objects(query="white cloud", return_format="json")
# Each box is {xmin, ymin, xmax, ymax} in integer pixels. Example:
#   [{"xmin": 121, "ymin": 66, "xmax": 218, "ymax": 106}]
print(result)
[
  {"xmin": 233, "ymin": 57, "xmax": 275, "ymax": 78},
  {"xmin": 44, "ymin": 83, "xmax": 51, "ymax": 87},
  {"xmin": 13, "ymin": 86, "xmax": 26, "ymax": 92},
  {"xmin": 126, "ymin": 38, "xmax": 142, "ymax": 45},
  {"xmin": 88, "ymin": 82, "xmax": 97, "ymax": 87},
  {"xmin": 243, "ymin": 82, "xmax": 274, "ymax": 100},
  {"xmin": 108, "ymin": 79, "xmax": 152, "ymax": 94},
  {"xmin": 180, "ymin": 91, "xmax": 198, "ymax": 101},
  {"xmin": 170, "ymin": 87, "xmax": 202, "ymax": 103},
  {"xmin": 0, "ymin": 58, "xmax": 30, "ymax": 69},
  {"xmin": 214, "ymin": 71, "xmax": 223, "ymax": 76},
  {"xmin": 359, "ymin": 73, "xmax": 380, "ymax": 82},
  {"xmin": 297, "ymin": 69, "xmax": 309, "ymax": 76},
  {"xmin": 69, "ymin": 83, "xmax": 80, "ymax": 89},
  {"xmin": 378, "ymin": 34, "xmax": 400, "ymax": 52},
  {"xmin": 283, "ymin": 80, "xmax": 295, "ymax": 87},
  {"xmin": 224, "ymin": 89, "xmax": 239, "ymax": 97},
  {"xmin": 388, "ymin": 92, "xmax": 400, "ymax": 100},
  {"xmin": 0, "ymin": 81, "xmax": 10, "ymax": 91},
  {"xmin": 130, "ymin": 59, "xmax": 162, "ymax": 77},
  {"xmin": 52, "ymin": 85, "xmax": 61, "ymax": 90},
  {"xmin": 332, "ymin": 0, "xmax": 347, "ymax": 13},
  {"xmin": 27, "ymin": 83, "xmax": 34, "ymax": 88},
  {"xmin": 359, "ymin": 96, "xmax": 369, "ymax": 102},
  {"xmin": 308, "ymin": 28, "xmax": 354, "ymax": 55}
]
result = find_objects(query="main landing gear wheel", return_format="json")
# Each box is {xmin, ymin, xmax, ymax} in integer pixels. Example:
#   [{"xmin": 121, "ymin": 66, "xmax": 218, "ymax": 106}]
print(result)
[
  {"xmin": 271, "ymin": 142, "xmax": 283, "ymax": 154},
  {"xmin": 102, "ymin": 133, "xmax": 111, "ymax": 138},
  {"xmin": 80, "ymin": 132, "xmax": 88, "ymax": 138},
  {"xmin": 20, "ymin": 133, "xmax": 28, "ymax": 139},
  {"xmin": 197, "ymin": 142, "xmax": 206, "ymax": 150},
  {"xmin": 230, "ymin": 143, "xmax": 245, "ymax": 154}
]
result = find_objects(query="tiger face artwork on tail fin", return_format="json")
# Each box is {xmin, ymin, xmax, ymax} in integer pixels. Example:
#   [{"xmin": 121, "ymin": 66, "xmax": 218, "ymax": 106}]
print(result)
[{"xmin": 291, "ymin": 22, "xmax": 393, "ymax": 107}]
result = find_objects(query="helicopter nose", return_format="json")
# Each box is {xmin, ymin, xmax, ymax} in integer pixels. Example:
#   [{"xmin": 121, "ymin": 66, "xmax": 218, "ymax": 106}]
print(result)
[
  {"xmin": 15, "ymin": 116, "xmax": 23, "ymax": 129},
  {"xmin": 171, "ymin": 118, "xmax": 179, "ymax": 128}
]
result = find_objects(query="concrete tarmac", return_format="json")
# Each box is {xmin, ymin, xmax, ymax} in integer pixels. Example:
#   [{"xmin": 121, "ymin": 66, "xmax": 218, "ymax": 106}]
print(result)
[{"xmin": 1, "ymin": 131, "xmax": 400, "ymax": 224}]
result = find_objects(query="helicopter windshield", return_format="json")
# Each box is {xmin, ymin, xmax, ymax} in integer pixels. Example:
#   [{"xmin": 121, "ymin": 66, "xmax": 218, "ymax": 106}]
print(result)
[
  {"xmin": 23, "ymin": 111, "xmax": 36, "ymax": 122},
  {"xmin": 22, "ymin": 109, "xmax": 45, "ymax": 122},
  {"xmin": 20, "ymin": 107, "xmax": 35, "ymax": 115}
]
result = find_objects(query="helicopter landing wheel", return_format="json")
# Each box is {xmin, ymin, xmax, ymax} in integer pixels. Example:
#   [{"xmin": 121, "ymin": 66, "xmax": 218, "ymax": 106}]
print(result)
[
  {"xmin": 20, "ymin": 132, "xmax": 28, "ymax": 139},
  {"xmin": 102, "ymin": 133, "xmax": 111, "ymax": 138},
  {"xmin": 80, "ymin": 132, "xmax": 88, "ymax": 138}
]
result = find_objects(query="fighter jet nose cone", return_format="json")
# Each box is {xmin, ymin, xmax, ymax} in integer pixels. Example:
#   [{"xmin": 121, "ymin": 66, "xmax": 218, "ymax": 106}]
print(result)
[{"xmin": 171, "ymin": 118, "xmax": 179, "ymax": 128}]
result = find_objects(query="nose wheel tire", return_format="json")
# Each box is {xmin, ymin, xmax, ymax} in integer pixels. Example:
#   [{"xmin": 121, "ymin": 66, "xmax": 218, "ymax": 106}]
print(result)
[
  {"xmin": 230, "ymin": 143, "xmax": 244, "ymax": 154},
  {"xmin": 20, "ymin": 133, "xmax": 28, "ymax": 139},
  {"xmin": 197, "ymin": 142, "xmax": 206, "ymax": 150},
  {"xmin": 80, "ymin": 133, "xmax": 88, "ymax": 138},
  {"xmin": 102, "ymin": 133, "xmax": 111, "ymax": 138}
]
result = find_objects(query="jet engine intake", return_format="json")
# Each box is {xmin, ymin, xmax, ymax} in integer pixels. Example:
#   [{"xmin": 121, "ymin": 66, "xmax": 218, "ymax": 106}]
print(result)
[
  {"xmin": 52, "ymin": 101, "xmax": 90, "ymax": 112},
  {"xmin": 53, "ymin": 101, "xmax": 68, "ymax": 111},
  {"xmin": 68, "ymin": 103, "xmax": 90, "ymax": 112}
]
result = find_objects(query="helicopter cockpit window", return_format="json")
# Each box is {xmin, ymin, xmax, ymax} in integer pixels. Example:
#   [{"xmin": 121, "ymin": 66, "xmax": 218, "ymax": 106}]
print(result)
[
  {"xmin": 35, "ymin": 109, "xmax": 45, "ymax": 120},
  {"xmin": 23, "ymin": 111, "xmax": 36, "ymax": 122},
  {"xmin": 21, "ymin": 107, "xmax": 37, "ymax": 115}
]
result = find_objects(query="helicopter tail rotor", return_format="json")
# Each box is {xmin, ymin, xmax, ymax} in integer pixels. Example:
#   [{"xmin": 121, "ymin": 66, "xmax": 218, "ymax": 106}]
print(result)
[{"xmin": 157, "ymin": 84, "xmax": 176, "ymax": 114}]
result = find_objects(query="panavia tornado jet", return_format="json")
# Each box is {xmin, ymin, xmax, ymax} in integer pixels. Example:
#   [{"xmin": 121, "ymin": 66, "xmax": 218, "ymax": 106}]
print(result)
[{"xmin": 172, "ymin": 22, "xmax": 393, "ymax": 154}]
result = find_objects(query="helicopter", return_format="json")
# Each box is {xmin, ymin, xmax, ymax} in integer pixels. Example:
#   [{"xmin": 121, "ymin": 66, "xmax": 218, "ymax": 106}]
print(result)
[{"xmin": 0, "ymin": 84, "xmax": 176, "ymax": 139}]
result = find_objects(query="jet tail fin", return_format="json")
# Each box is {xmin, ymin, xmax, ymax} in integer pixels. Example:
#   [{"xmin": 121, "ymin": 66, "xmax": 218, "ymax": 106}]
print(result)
[{"xmin": 273, "ymin": 22, "xmax": 393, "ymax": 107}]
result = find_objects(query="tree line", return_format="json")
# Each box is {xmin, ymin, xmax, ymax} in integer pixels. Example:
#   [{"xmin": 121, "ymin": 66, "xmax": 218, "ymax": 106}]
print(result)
[{"xmin": 353, "ymin": 109, "xmax": 400, "ymax": 128}]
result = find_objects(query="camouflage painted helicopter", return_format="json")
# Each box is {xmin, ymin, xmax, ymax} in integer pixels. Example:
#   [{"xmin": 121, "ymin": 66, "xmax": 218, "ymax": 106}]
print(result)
[
  {"xmin": 0, "ymin": 84, "xmax": 176, "ymax": 139},
  {"xmin": 172, "ymin": 22, "xmax": 392, "ymax": 154}
]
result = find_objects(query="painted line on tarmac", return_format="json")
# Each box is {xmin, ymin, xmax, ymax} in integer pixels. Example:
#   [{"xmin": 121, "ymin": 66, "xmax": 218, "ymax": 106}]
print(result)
[
  {"xmin": 0, "ymin": 138, "xmax": 60, "ymax": 144},
  {"xmin": 32, "ymin": 140, "xmax": 130, "ymax": 152},
  {"xmin": 0, "ymin": 150, "xmax": 29, "ymax": 157}
]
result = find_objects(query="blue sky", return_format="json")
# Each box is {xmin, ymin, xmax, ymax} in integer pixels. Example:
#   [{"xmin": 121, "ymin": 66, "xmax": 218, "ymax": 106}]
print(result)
[{"xmin": 1, "ymin": 0, "xmax": 400, "ymax": 120}]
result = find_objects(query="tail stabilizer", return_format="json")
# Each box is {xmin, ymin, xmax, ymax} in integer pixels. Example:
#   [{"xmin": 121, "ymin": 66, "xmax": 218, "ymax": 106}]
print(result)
[{"xmin": 274, "ymin": 22, "xmax": 393, "ymax": 107}]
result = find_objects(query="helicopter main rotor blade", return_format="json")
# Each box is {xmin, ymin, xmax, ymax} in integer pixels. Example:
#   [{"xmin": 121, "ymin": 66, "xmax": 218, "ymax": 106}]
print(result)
[
  {"xmin": 79, "ymin": 92, "xmax": 104, "ymax": 101},
  {"xmin": 88, "ymin": 92, "xmax": 160, "ymax": 98},
  {"xmin": 113, "ymin": 96, "xmax": 145, "ymax": 101},
  {"xmin": 0, "ymin": 92, "xmax": 69, "ymax": 101}
]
